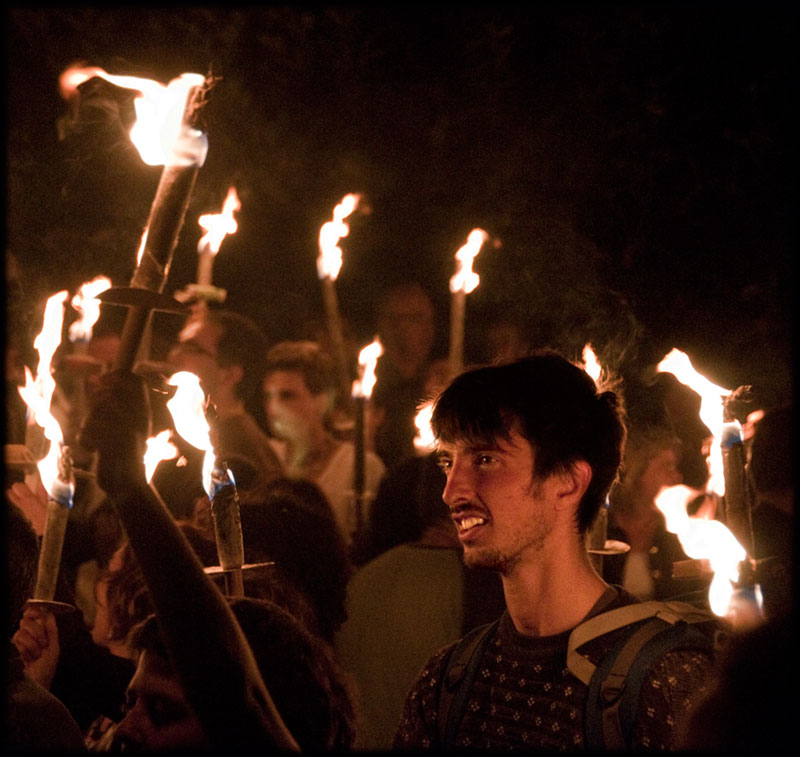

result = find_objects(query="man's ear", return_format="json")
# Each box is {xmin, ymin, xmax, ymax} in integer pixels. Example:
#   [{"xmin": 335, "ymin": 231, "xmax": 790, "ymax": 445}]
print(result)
[
  {"xmin": 220, "ymin": 363, "xmax": 244, "ymax": 390},
  {"xmin": 314, "ymin": 389, "xmax": 333, "ymax": 417},
  {"xmin": 553, "ymin": 460, "xmax": 592, "ymax": 510}
]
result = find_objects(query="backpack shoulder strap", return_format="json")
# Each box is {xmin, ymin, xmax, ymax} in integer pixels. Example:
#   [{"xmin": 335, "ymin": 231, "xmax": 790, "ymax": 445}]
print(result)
[
  {"xmin": 437, "ymin": 618, "xmax": 500, "ymax": 748},
  {"xmin": 566, "ymin": 599, "xmax": 714, "ymax": 685},
  {"xmin": 571, "ymin": 600, "xmax": 721, "ymax": 751}
]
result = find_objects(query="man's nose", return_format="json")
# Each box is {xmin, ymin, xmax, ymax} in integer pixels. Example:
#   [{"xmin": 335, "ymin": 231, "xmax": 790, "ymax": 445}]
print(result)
[
  {"xmin": 112, "ymin": 706, "xmax": 146, "ymax": 751},
  {"xmin": 442, "ymin": 460, "xmax": 474, "ymax": 507}
]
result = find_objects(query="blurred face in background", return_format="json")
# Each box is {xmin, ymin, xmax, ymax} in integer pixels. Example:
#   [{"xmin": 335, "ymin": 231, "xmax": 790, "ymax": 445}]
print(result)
[
  {"xmin": 636, "ymin": 446, "xmax": 683, "ymax": 505},
  {"xmin": 169, "ymin": 317, "xmax": 225, "ymax": 397},
  {"xmin": 378, "ymin": 285, "xmax": 435, "ymax": 371},
  {"xmin": 263, "ymin": 369, "xmax": 328, "ymax": 443}
]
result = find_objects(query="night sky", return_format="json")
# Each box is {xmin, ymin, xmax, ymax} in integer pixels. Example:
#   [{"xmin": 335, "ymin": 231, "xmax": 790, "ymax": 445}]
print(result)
[{"xmin": 6, "ymin": 6, "xmax": 794, "ymax": 408}]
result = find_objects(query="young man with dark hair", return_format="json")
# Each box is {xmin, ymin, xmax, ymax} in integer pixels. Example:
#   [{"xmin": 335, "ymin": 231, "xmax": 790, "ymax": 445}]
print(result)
[
  {"xmin": 263, "ymin": 340, "xmax": 385, "ymax": 547},
  {"xmin": 394, "ymin": 352, "xmax": 715, "ymax": 750},
  {"xmin": 166, "ymin": 307, "xmax": 283, "ymax": 498}
]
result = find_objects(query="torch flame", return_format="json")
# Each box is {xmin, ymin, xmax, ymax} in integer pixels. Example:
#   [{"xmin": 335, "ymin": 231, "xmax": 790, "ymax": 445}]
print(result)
[
  {"xmin": 581, "ymin": 343, "xmax": 603, "ymax": 385},
  {"xmin": 317, "ymin": 193, "xmax": 360, "ymax": 281},
  {"xmin": 656, "ymin": 348, "xmax": 734, "ymax": 496},
  {"xmin": 143, "ymin": 429, "xmax": 179, "ymax": 483},
  {"xmin": 68, "ymin": 275, "xmax": 112, "ymax": 343},
  {"xmin": 198, "ymin": 187, "xmax": 241, "ymax": 255},
  {"xmin": 413, "ymin": 400, "xmax": 436, "ymax": 454},
  {"xmin": 17, "ymin": 291, "xmax": 70, "ymax": 496},
  {"xmin": 656, "ymin": 484, "xmax": 747, "ymax": 616},
  {"xmin": 59, "ymin": 65, "xmax": 207, "ymax": 167},
  {"xmin": 165, "ymin": 372, "xmax": 215, "ymax": 495},
  {"xmin": 449, "ymin": 228, "xmax": 489, "ymax": 294},
  {"xmin": 352, "ymin": 338, "xmax": 383, "ymax": 399}
]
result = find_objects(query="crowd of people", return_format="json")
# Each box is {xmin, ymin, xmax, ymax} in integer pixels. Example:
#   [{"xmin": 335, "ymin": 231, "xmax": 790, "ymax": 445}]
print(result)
[{"xmin": 5, "ymin": 276, "xmax": 792, "ymax": 751}]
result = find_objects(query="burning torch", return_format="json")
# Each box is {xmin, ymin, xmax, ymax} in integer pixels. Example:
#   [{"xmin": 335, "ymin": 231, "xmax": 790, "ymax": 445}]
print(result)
[
  {"xmin": 59, "ymin": 65, "xmax": 214, "ymax": 372},
  {"xmin": 61, "ymin": 276, "xmax": 113, "ymax": 463},
  {"xmin": 580, "ymin": 344, "xmax": 629, "ymax": 571},
  {"xmin": 17, "ymin": 291, "xmax": 76, "ymax": 613},
  {"xmin": 350, "ymin": 337, "xmax": 383, "ymax": 557},
  {"xmin": 449, "ymin": 229, "xmax": 489, "ymax": 380},
  {"xmin": 175, "ymin": 186, "xmax": 241, "ymax": 317},
  {"xmin": 166, "ymin": 372, "xmax": 271, "ymax": 597},
  {"xmin": 317, "ymin": 193, "xmax": 361, "ymax": 412},
  {"xmin": 656, "ymin": 348, "xmax": 762, "ymax": 625}
]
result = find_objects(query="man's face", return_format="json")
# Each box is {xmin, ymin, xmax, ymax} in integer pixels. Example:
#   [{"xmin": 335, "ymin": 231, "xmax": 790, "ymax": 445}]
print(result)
[
  {"xmin": 437, "ymin": 428, "xmax": 557, "ymax": 574},
  {"xmin": 638, "ymin": 447, "xmax": 683, "ymax": 505},
  {"xmin": 112, "ymin": 649, "xmax": 207, "ymax": 750},
  {"xmin": 263, "ymin": 369, "xmax": 327, "ymax": 442},
  {"xmin": 378, "ymin": 288, "xmax": 435, "ymax": 364},
  {"xmin": 169, "ymin": 317, "xmax": 224, "ymax": 396}
]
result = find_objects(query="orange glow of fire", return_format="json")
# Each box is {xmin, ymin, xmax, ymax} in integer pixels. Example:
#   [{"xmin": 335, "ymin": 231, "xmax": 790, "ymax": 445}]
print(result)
[
  {"xmin": 59, "ymin": 65, "xmax": 207, "ymax": 167},
  {"xmin": 17, "ymin": 291, "xmax": 69, "ymax": 494},
  {"xmin": 136, "ymin": 228, "xmax": 149, "ymax": 266},
  {"xmin": 352, "ymin": 338, "xmax": 383, "ymax": 399},
  {"xmin": 449, "ymin": 228, "xmax": 489, "ymax": 294},
  {"xmin": 581, "ymin": 343, "xmax": 603, "ymax": 385},
  {"xmin": 656, "ymin": 484, "xmax": 747, "ymax": 617},
  {"xmin": 656, "ymin": 348, "xmax": 734, "ymax": 496},
  {"xmin": 68, "ymin": 275, "xmax": 112, "ymax": 343},
  {"xmin": 198, "ymin": 187, "xmax": 241, "ymax": 255},
  {"xmin": 317, "ymin": 193, "xmax": 360, "ymax": 281},
  {"xmin": 165, "ymin": 372, "xmax": 215, "ymax": 494},
  {"xmin": 144, "ymin": 429, "xmax": 179, "ymax": 483},
  {"xmin": 413, "ymin": 400, "xmax": 436, "ymax": 454}
]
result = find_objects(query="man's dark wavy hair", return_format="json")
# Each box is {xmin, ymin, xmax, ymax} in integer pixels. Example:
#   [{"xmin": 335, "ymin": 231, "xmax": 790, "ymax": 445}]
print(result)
[
  {"xmin": 209, "ymin": 309, "xmax": 269, "ymax": 406},
  {"xmin": 431, "ymin": 350, "xmax": 626, "ymax": 533}
]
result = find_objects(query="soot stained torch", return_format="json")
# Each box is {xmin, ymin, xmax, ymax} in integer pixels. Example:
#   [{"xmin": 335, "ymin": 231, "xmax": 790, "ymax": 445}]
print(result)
[
  {"xmin": 97, "ymin": 73, "xmax": 217, "ymax": 371},
  {"xmin": 28, "ymin": 445, "xmax": 76, "ymax": 615}
]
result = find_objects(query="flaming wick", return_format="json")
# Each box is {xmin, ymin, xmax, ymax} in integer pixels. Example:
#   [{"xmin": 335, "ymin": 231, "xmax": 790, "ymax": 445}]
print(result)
[
  {"xmin": 68, "ymin": 276, "xmax": 112, "ymax": 344},
  {"xmin": 317, "ymin": 194, "xmax": 362, "ymax": 409},
  {"xmin": 413, "ymin": 401, "xmax": 436, "ymax": 455},
  {"xmin": 448, "ymin": 228, "xmax": 489, "ymax": 379},
  {"xmin": 351, "ymin": 338, "xmax": 383, "ymax": 549},
  {"xmin": 196, "ymin": 186, "xmax": 241, "ymax": 286},
  {"xmin": 656, "ymin": 484, "xmax": 747, "ymax": 617}
]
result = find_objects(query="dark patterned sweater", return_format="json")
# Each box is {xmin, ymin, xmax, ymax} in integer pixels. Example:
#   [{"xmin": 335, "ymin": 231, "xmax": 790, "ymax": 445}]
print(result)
[{"xmin": 394, "ymin": 587, "xmax": 713, "ymax": 750}]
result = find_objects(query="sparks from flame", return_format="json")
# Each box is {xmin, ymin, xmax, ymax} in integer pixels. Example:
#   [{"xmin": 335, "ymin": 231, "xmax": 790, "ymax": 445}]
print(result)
[
  {"xmin": 165, "ymin": 372, "xmax": 215, "ymax": 495},
  {"xmin": 449, "ymin": 229, "xmax": 489, "ymax": 294},
  {"xmin": 656, "ymin": 484, "xmax": 747, "ymax": 617},
  {"xmin": 17, "ymin": 291, "xmax": 70, "ymax": 496},
  {"xmin": 59, "ymin": 65, "xmax": 207, "ymax": 167},
  {"xmin": 656, "ymin": 348, "xmax": 733, "ymax": 496},
  {"xmin": 352, "ymin": 338, "xmax": 383, "ymax": 399},
  {"xmin": 198, "ymin": 187, "xmax": 241, "ymax": 255},
  {"xmin": 317, "ymin": 193, "xmax": 360, "ymax": 281},
  {"xmin": 144, "ymin": 429, "xmax": 179, "ymax": 483},
  {"xmin": 68, "ymin": 276, "xmax": 112, "ymax": 343},
  {"xmin": 581, "ymin": 343, "xmax": 603, "ymax": 385}
]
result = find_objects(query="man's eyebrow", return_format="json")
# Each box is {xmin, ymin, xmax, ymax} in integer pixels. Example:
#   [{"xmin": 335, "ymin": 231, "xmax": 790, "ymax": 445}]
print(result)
[{"xmin": 438, "ymin": 440, "xmax": 503, "ymax": 455}]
